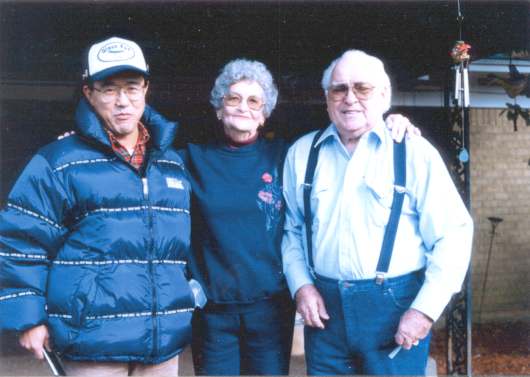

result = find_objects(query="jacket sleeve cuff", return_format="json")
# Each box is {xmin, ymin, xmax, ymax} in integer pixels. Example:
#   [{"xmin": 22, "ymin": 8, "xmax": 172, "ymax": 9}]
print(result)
[{"xmin": 0, "ymin": 293, "xmax": 47, "ymax": 332}]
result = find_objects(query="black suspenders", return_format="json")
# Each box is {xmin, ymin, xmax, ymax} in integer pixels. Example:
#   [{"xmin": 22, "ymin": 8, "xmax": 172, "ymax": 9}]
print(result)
[
  {"xmin": 303, "ymin": 129, "xmax": 326, "ymax": 272},
  {"xmin": 375, "ymin": 141, "xmax": 407, "ymax": 283},
  {"xmin": 302, "ymin": 129, "xmax": 407, "ymax": 284}
]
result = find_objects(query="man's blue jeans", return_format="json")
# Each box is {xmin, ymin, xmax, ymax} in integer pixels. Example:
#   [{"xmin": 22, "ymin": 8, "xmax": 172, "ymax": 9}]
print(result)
[{"xmin": 305, "ymin": 270, "xmax": 431, "ymax": 376}]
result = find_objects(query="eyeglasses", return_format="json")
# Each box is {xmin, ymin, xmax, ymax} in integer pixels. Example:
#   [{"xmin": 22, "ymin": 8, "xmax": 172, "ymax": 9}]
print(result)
[
  {"xmin": 92, "ymin": 84, "xmax": 146, "ymax": 103},
  {"xmin": 223, "ymin": 93, "xmax": 264, "ymax": 111},
  {"xmin": 327, "ymin": 82, "xmax": 376, "ymax": 102}
]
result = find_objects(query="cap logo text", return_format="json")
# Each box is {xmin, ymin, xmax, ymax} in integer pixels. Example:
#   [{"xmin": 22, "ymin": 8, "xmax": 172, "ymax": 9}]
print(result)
[{"xmin": 97, "ymin": 42, "xmax": 135, "ymax": 62}]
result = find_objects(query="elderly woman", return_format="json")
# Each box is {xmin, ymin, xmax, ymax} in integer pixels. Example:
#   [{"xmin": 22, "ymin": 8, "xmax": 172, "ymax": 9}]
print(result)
[
  {"xmin": 181, "ymin": 58, "xmax": 418, "ymax": 376},
  {"xmin": 182, "ymin": 59, "xmax": 293, "ymax": 376}
]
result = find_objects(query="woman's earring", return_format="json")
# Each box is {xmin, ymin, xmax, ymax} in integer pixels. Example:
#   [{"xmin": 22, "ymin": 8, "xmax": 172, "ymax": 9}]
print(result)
[{"xmin": 216, "ymin": 111, "xmax": 222, "ymax": 120}]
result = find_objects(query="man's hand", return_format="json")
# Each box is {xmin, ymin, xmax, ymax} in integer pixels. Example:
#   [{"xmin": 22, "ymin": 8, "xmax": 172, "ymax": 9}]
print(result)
[
  {"xmin": 295, "ymin": 284, "xmax": 330, "ymax": 329},
  {"xmin": 19, "ymin": 324, "xmax": 50, "ymax": 359},
  {"xmin": 394, "ymin": 308, "xmax": 433, "ymax": 350},
  {"xmin": 385, "ymin": 114, "xmax": 421, "ymax": 142}
]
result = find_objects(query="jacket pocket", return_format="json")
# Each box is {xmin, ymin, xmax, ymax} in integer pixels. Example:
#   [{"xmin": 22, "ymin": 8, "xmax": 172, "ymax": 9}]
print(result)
[
  {"xmin": 71, "ymin": 268, "xmax": 99, "ymax": 327},
  {"xmin": 160, "ymin": 264, "xmax": 196, "ymax": 310}
]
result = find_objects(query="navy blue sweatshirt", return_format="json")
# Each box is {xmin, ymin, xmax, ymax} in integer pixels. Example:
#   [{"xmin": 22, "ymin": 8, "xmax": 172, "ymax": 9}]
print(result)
[{"xmin": 181, "ymin": 138, "xmax": 289, "ymax": 304}]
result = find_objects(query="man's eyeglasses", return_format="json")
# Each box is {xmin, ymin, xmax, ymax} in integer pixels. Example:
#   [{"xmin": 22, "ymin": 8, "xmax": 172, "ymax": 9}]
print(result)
[
  {"xmin": 92, "ymin": 84, "xmax": 146, "ymax": 103},
  {"xmin": 223, "ymin": 93, "xmax": 264, "ymax": 111},
  {"xmin": 327, "ymin": 82, "xmax": 376, "ymax": 102}
]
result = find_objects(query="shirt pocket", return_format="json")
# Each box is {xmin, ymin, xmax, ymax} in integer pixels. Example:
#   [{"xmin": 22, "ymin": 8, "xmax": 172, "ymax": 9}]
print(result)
[
  {"xmin": 362, "ymin": 177, "xmax": 394, "ymax": 228},
  {"xmin": 299, "ymin": 181, "xmax": 332, "ymax": 228}
]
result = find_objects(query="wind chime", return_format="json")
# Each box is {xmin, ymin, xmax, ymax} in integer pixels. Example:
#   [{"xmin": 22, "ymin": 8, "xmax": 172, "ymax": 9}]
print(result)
[
  {"xmin": 451, "ymin": 41, "xmax": 471, "ymax": 107},
  {"xmin": 451, "ymin": 40, "xmax": 471, "ymax": 163}
]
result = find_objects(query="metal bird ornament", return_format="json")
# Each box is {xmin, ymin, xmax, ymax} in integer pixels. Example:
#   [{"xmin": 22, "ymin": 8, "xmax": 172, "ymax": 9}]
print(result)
[
  {"xmin": 499, "ymin": 103, "xmax": 530, "ymax": 132},
  {"xmin": 486, "ymin": 64, "xmax": 529, "ymax": 98}
]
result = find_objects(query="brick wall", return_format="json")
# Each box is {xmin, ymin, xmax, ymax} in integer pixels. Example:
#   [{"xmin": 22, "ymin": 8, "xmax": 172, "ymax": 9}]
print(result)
[{"xmin": 470, "ymin": 108, "xmax": 530, "ymax": 323}]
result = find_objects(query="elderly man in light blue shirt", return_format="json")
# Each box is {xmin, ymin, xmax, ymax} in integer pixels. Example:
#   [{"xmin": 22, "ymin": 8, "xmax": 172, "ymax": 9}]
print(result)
[{"xmin": 282, "ymin": 50, "xmax": 473, "ymax": 375}]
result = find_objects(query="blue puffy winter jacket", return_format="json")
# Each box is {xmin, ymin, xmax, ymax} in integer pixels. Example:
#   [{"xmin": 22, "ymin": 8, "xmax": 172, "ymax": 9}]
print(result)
[{"xmin": 0, "ymin": 99, "xmax": 194, "ymax": 363}]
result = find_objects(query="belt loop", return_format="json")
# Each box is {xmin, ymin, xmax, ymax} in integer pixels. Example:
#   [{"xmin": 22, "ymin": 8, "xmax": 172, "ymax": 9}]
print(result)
[{"xmin": 375, "ymin": 272, "xmax": 385, "ymax": 285}]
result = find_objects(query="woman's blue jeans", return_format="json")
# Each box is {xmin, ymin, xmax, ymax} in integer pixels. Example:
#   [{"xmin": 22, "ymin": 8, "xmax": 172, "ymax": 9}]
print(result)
[{"xmin": 192, "ymin": 292, "xmax": 295, "ymax": 375}]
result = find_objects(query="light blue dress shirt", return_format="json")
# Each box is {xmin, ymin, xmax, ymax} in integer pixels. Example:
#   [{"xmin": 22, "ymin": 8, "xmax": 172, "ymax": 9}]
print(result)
[{"xmin": 281, "ymin": 121, "xmax": 473, "ymax": 320}]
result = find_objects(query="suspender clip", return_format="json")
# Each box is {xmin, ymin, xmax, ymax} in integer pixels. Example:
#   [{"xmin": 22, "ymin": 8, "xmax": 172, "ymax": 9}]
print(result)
[
  {"xmin": 375, "ymin": 272, "xmax": 385, "ymax": 285},
  {"xmin": 394, "ymin": 185, "xmax": 406, "ymax": 194}
]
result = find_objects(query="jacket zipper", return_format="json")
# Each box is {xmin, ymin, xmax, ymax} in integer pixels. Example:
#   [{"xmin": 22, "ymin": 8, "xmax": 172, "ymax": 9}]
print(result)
[
  {"xmin": 142, "ymin": 171, "xmax": 158, "ymax": 362},
  {"xmin": 112, "ymin": 147, "xmax": 159, "ymax": 361}
]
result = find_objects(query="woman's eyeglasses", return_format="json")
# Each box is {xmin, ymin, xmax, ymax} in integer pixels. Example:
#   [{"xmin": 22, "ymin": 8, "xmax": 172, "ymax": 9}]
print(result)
[{"xmin": 223, "ymin": 93, "xmax": 264, "ymax": 111}]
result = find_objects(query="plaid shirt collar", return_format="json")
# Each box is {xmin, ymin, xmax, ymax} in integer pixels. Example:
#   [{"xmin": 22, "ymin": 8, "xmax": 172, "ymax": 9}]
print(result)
[{"xmin": 105, "ymin": 122, "xmax": 150, "ymax": 170}]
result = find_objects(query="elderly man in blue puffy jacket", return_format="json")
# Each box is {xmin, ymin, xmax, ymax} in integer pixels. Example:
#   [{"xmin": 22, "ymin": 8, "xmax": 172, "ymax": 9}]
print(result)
[{"xmin": 0, "ymin": 37, "xmax": 199, "ymax": 376}]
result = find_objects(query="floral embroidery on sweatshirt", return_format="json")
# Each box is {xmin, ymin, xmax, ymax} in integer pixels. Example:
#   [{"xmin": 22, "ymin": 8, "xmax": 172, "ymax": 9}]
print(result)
[{"xmin": 257, "ymin": 171, "xmax": 282, "ymax": 231}]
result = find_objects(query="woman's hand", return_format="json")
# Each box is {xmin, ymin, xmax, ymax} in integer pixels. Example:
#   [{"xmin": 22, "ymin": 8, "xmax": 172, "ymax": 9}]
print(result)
[{"xmin": 385, "ymin": 114, "xmax": 421, "ymax": 142}]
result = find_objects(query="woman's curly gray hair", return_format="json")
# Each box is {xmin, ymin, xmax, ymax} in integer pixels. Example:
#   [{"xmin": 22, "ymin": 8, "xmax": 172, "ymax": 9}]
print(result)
[{"xmin": 210, "ymin": 59, "xmax": 278, "ymax": 118}]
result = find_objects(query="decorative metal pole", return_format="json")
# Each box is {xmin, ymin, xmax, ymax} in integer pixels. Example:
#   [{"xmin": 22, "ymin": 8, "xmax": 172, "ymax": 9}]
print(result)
[
  {"xmin": 447, "ymin": 0, "xmax": 473, "ymax": 375},
  {"xmin": 478, "ymin": 216, "xmax": 503, "ymax": 323}
]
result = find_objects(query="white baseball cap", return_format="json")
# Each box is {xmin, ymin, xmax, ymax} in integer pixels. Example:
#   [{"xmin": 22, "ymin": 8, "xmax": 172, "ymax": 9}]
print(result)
[{"xmin": 83, "ymin": 36, "xmax": 149, "ymax": 82}]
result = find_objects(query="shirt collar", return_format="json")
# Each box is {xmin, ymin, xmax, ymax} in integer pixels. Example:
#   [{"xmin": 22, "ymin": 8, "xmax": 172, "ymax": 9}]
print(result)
[
  {"xmin": 105, "ymin": 121, "xmax": 151, "ymax": 151},
  {"xmin": 314, "ymin": 123, "xmax": 340, "ymax": 148},
  {"xmin": 315, "ymin": 118, "xmax": 387, "ymax": 149},
  {"xmin": 366, "ymin": 119, "xmax": 387, "ymax": 145},
  {"xmin": 137, "ymin": 122, "xmax": 151, "ymax": 146}
]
